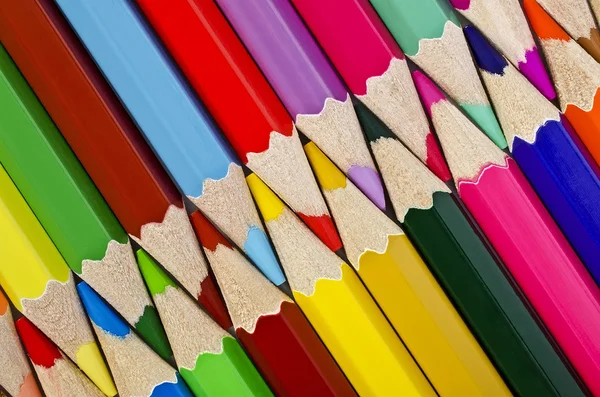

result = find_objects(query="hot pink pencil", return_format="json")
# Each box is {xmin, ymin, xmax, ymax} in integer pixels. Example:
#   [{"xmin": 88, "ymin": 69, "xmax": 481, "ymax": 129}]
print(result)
[
  {"xmin": 291, "ymin": 0, "xmax": 450, "ymax": 181},
  {"xmin": 413, "ymin": 70, "xmax": 600, "ymax": 395}
]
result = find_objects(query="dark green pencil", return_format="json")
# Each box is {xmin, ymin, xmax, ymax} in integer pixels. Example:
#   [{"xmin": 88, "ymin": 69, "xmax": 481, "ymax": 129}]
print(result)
[{"xmin": 354, "ymin": 99, "xmax": 584, "ymax": 397}]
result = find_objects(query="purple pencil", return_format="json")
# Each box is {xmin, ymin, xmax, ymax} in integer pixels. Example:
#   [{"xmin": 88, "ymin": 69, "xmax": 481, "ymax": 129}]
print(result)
[{"xmin": 216, "ymin": 0, "xmax": 386, "ymax": 209}]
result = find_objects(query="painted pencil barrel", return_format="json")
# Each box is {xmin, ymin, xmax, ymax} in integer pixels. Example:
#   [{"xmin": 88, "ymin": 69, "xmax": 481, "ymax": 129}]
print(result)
[
  {"xmin": 294, "ymin": 264, "xmax": 436, "ymax": 397},
  {"xmin": 459, "ymin": 158, "xmax": 600, "ymax": 395},
  {"xmin": 404, "ymin": 192, "xmax": 576, "ymax": 396}
]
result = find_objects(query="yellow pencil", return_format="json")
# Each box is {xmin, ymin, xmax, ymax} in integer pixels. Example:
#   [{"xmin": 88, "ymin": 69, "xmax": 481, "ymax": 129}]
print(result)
[
  {"xmin": 246, "ymin": 174, "xmax": 435, "ymax": 397},
  {"xmin": 0, "ymin": 165, "xmax": 116, "ymax": 396},
  {"xmin": 304, "ymin": 142, "xmax": 511, "ymax": 397}
]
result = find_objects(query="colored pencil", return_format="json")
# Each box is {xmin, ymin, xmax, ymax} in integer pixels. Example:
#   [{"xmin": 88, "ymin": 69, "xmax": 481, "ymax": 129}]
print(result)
[
  {"xmin": 466, "ymin": 25, "xmax": 600, "ymax": 286},
  {"xmin": 356, "ymin": 101, "xmax": 584, "ymax": 396},
  {"xmin": 524, "ymin": 0, "xmax": 600, "ymax": 171},
  {"xmin": 77, "ymin": 283, "xmax": 193, "ymax": 397},
  {"xmin": 0, "ymin": 165, "xmax": 116, "ymax": 396},
  {"xmin": 215, "ymin": 0, "xmax": 386, "ymax": 210},
  {"xmin": 448, "ymin": 0, "xmax": 556, "ymax": 99},
  {"xmin": 533, "ymin": 0, "xmax": 600, "ymax": 62},
  {"xmin": 15, "ymin": 317, "xmax": 103, "ymax": 397},
  {"xmin": 246, "ymin": 175, "xmax": 436, "ymax": 396},
  {"xmin": 136, "ymin": 249, "xmax": 272, "ymax": 397},
  {"xmin": 0, "ymin": 291, "xmax": 41, "ymax": 397},
  {"xmin": 189, "ymin": 210, "xmax": 356, "ymax": 397},
  {"xmin": 290, "ymin": 0, "xmax": 451, "ymax": 182},
  {"xmin": 304, "ymin": 143, "xmax": 510, "ymax": 396},
  {"xmin": 414, "ymin": 69, "xmax": 600, "ymax": 396},
  {"xmin": 55, "ymin": 0, "xmax": 284, "ymax": 286},
  {"xmin": 136, "ymin": 0, "xmax": 341, "ymax": 252},
  {"xmin": 369, "ymin": 0, "xmax": 506, "ymax": 148},
  {"xmin": 0, "ymin": 43, "xmax": 171, "ymax": 360},
  {"xmin": 0, "ymin": 0, "xmax": 231, "ymax": 330}
]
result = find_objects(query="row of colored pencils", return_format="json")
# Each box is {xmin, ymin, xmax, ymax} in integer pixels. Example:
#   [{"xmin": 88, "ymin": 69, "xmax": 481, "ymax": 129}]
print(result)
[{"xmin": 1, "ymin": 0, "xmax": 600, "ymax": 396}]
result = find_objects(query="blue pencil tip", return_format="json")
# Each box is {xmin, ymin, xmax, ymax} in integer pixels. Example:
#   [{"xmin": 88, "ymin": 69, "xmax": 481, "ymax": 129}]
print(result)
[
  {"xmin": 77, "ymin": 282, "xmax": 130, "ymax": 338},
  {"xmin": 464, "ymin": 25, "xmax": 508, "ymax": 75}
]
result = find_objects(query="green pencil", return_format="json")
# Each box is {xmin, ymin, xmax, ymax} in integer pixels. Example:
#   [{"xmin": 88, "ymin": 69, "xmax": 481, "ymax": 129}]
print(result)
[
  {"xmin": 0, "ymin": 43, "xmax": 171, "ymax": 359},
  {"xmin": 136, "ymin": 249, "xmax": 273, "ymax": 397},
  {"xmin": 368, "ymin": 0, "xmax": 506, "ymax": 148},
  {"xmin": 354, "ymin": 100, "xmax": 583, "ymax": 396}
]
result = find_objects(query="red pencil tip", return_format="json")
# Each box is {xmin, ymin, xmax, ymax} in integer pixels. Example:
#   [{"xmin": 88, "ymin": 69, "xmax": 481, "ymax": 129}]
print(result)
[
  {"xmin": 299, "ymin": 214, "xmax": 343, "ymax": 251},
  {"xmin": 15, "ymin": 318, "xmax": 62, "ymax": 368}
]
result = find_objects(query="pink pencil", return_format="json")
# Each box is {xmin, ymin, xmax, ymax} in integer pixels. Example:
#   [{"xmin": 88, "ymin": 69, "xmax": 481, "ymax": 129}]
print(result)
[
  {"xmin": 413, "ymin": 69, "xmax": 600, "ymax": 395},
  {"xmin": 291, "ymin": 0, "xmax": 450, "ymax": 181}
]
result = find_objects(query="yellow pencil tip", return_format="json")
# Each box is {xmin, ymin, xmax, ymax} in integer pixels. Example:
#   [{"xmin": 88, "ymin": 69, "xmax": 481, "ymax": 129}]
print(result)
[
  {"xmin": 246, "ymin": 174, "xmax": 285, "ymax": 222},
  {"xmin": 304, "ymin": 142, "xmax": 347, "ymax": 191},
  {"xmin": 76, "ymin": 342, "xmax": 117, "ymax": 396}
]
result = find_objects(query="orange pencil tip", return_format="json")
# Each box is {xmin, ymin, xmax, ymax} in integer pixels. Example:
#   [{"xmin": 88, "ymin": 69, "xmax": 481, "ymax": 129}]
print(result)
[{"xmin": 523, "ymin": 0, "xmax": 571, "ymax": 42}]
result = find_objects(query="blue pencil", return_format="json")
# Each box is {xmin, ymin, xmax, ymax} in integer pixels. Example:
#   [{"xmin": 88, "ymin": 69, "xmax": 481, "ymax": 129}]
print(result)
[
  {"xmin": 55, "ymin": 0, "xmax": 284, "ymax": 286},
  {"xmin": 464, "ymin": 25, "xmax": 600, "ymax": 285},
  {"xmin": 78, "ymin": 282, "xmax": 193, "ymax": 397}
]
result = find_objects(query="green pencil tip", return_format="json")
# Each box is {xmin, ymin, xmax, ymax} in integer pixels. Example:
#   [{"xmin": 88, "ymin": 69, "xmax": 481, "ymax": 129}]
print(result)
[
  {"xmin": 136, "ymin": 249, "xmax": 176, "ymax": 296},
  {"xmin": 135, "ymin": 305, "xmax": 173, "ymax": 360},
  {"xmin": 353, "ymin": 100, "xmax": 396, "ymax": 143}
]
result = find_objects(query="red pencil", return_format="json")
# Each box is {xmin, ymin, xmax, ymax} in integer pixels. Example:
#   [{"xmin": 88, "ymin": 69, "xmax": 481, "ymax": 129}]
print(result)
[
  {"xmin": 0, "ymin": 0, "xmax": 230, "ymax": 329},
  {"xmin": 189, "ymin": 211, "xmax": 356, "ymax": 397},
  {"xmin": 136, "ymin": 0, "xmax": 341, "ymax": 251}
]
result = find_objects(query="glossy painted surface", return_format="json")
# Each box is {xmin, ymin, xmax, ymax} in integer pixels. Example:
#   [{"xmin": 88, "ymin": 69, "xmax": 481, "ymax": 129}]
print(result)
[
  {"xmin": 0, "ymin": 0, "xmax": 181, "ymax": 239},
  {"xmin": 0, "ymin": 166, "xmax": 115, "ymax": 396},
  {"xmin": 405, "ymin": 194, "xmax": 574, "ymax": 396},
  {"xmin": 459, "ymin": 159, "xmax": 600, "ymax": 395},
  {"xmin": 55, "ymin": 0, "xmax": 282, "ymax": 286},
  {"xmin": 467, "ymin": 25, "xmax": 600, "ymax": 286}
]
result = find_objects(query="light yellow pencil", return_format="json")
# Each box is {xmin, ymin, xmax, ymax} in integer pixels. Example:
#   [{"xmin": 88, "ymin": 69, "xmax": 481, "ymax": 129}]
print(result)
[
  {"xmin": 246, "ymin": 174, "xmax": 435, "ymax": 397},
  {"xmin": 304, "ymin": 142, "xmax": 511, "ymax": 396},
  {"xmin": 0, "ymin": 165, "xmax": 116, "ymax": 396}
]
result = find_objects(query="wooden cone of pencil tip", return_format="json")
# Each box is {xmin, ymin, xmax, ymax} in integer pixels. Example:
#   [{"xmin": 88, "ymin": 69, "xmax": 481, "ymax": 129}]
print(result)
[
  {"xmin": 0, "ymin": 290, "xmax": 41, "ymax": 397},
  {"xmin": 15, "ymin": 317, "xmax": 103, "ymax": 397},
  {"xmin": 135, "ymin": 0, "xmax": 342, "ymax": 252},
  {"xmin": 591, "ymin": 0, "xmax": 600, "ymax": 28},
  {"xmin": 54, "ymin": 0, "xmax": 284, "ymax": 288},
  {"xmin": 532, "ymin": 0, "xmax": 600, "ymax": 62},
  {"xmin": 246, "ymin": 175, "xmax": 436, "ymax": 397},
  {"xmin": 135, "ymin": 249, "xmax": 272, "ymax": 397},
  {"xmin": 524, "ymin": 0, "xmax": 600, "ymax": 170},
  {"xmin": 448, "ymin": 0, "xmax": 556, "ymax": 99},
  {"xmin": 188, "ymin": 211, "xmax": 354, "ymax": 397},
  {"xmin": 368, "ymin": 0, "xmax": 506, "ymax": 149},
  {"xmin": 465, "ymin": 25, "xmax": 600, "ymax": 286},
  {"xmin": 304, "ymin": 142, "xmax": 511, "ymax": 396},
  {"xmin": 413, "ymin": 69, "xmax": 600, "ymax": 395},
  {"xmin": 289, "ymin": 0, "xmax": 451, "ymax": 182},
  {"xmin": 214, "ymin": 0, "xmax": 386, "ymax": 211},
  {"xmin": 77, "ymin": 282, "xmax": 193, "ymax": 397},
  {"xmin": 0, "ymin": 166, "xmax": 115, "ymax": 396},
  {"xmin": 357, "ymin": 102, "xmax": 580, "ymax": 396},
  {"xmin": 0, "ymin": 43, "xmax": 171, "ymax": 360}
]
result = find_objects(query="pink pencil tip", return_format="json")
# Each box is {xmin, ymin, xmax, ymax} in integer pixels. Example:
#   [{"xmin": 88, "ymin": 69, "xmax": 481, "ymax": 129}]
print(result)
[
  {"xmin": 412, "ymin": 71, "xmax": 447, "ymax": 117},
  {"xmin": 518, "ymin": 48, "xmax": 556, "ymax": 100},
  {"xmin": 449, "ymin": 0, "xmax": 470, "ymax": 10}
]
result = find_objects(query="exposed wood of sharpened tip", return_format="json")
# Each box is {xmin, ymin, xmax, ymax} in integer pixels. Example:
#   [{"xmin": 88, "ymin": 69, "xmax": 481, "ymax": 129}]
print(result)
[
  {"xmin": 524, "ymin": 0, "xmax": 600, "ymax": 168},
  {"xmin": 415, "ymin": 68, "xmax": 600, "ymax": 396},
  {"xmin": 0, "ymin": 291, "xmax": 41, "ymax": 397},
  {"xmin": 592, "ymin": 0, "xmax": 600, "ymax": 27},
  {"xmin": 15, "ymin": 317, "xmax": 103, "ymax": 397},
  {"xmin": 467, "ymin": 25, "xmax": 600, "ymax": 287},
  {"xmin": 304, "ymin": 142, "xmax": 511, "ymax": 396},
  {"xmin": 450, "ymin": 0, "xmax": 556, "ymax": 99},
  {"xmin": 54, "ymin": 0, "xmax": 284, "ymax": 288},
  {"xmin": 136, "ymin": 249, "xmax": 272, "ymax": 397},
  {"xmin": 0, "ymin": 42, "xmax": 171, "ymax": 360},
  {"xmin": 0, "ymin": 166, "xmax": 116, "ymax": 397},
  {"xmin": 134, "ymin": 0, "xmax": 340, "ymax": 251},
  {"xmin": 535, "ymin": 0, "xmax": 600, "ymax": 62},
  {"xmin": 290, "ymin": 0, "xmax": 450, "ymax": 181},
  {"xmin": 247, "ymin": 174, "xmax": 436, "ymax": 397},
  {"xmin": 77, "ymin": 283, "xmax": 192, "ymax": 397},
  {"xmin": 189, "ymin": 210, "xmax": 355, "ymax": 397}
]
